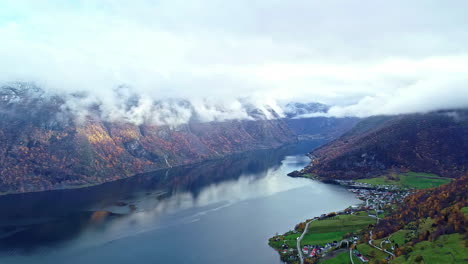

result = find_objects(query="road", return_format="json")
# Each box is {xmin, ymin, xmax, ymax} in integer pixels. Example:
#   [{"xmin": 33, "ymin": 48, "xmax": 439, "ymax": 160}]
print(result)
[
  {"xmin": 297, "ymin": 219, "xmax": 315, "ymax": 264},
  {"xmin": 349, "ymin": 248, "xmax": 355, "ymax": 264},
  {"xmin": 368, "ymin": 231, "xmax": 396, "ymax": 257}
]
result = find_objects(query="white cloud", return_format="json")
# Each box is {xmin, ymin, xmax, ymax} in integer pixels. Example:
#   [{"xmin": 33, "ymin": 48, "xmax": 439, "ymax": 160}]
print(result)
[{"xmin": 0, "ymin": 0, "xmax": 467, "ymax": 123}]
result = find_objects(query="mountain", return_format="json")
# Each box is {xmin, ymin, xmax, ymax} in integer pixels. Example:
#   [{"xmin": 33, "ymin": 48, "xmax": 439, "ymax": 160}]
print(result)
[
  {"xmin": 0, "ymin": 84, "xmax": 297, "ymax": 194},
  {"xmin": 284, "ymin": 116, "xmax": 359, "ymax": 141},
  {"xmin": 282, "ymin": 102, "xmax": 329, "ymax": 118},
  {"xmin": 303, "ymin": 110, "xmax": 468, "ymax": 179},
  {"xmin": 0, "ymin": 84, "xmax": 364, "ymax": 194},
  {"xmin": 281, "ymin": 102, "xmax": 360, "ymax": 141}
]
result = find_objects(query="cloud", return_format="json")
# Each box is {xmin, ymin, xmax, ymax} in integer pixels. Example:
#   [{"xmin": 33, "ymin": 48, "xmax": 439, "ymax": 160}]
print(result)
[{"xmin": 0, "ymin": 0, "xmax": 467, "ymax": 123}]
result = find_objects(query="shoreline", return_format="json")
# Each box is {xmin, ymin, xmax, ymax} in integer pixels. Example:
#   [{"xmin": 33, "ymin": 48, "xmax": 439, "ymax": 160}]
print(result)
[
  {"xmin": 269, "ymin": 172, "xmax": 412, "ymax": 264},
  {"xmin": 0, "ymin": 141, "xmax": 304, "ymax": 197}
]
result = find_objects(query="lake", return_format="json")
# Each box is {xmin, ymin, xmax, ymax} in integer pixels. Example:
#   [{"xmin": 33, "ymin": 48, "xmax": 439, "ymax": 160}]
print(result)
[{"xmin": 0, "ymin": 140, "xmax": 360, "ymax": 264}]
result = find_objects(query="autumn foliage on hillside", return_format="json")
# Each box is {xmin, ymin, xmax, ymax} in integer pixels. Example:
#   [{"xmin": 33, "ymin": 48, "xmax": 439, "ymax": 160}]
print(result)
[
  {"xmin": 374, "ymin": 176, "xmax": 467, "ymax": 244},
  {"xmin": 0, "ymin": 86, "xmax": 296, "ymax": 194},
  {"xmin": 304, "ymin": 111, "xmax": 468, "ymax": 179}
]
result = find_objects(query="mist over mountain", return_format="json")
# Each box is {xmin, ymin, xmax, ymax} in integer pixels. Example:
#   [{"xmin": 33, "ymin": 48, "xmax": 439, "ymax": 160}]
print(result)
[
  {"xmin": 1, "ymin": 2, "xmax": 468, "ymax": 264},
  {"xmin": 0, "ymin": 81, "xmax": 366, "ymax": 194},
  {"xmin": 282, "ymin": 102, "xmax": 329, "ymax": 119},
  {"xmin": 0, "ymin": 82, "xmax": 287, "ymax": 126},
  {"xmin": 2, "ymin": 1, "xmax": 468, "ymax": 118}
]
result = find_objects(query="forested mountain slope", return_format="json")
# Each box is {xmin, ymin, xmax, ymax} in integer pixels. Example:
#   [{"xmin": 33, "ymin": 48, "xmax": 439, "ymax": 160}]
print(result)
[
  {"xmin": 304, "ymin": 111, "xmax": 468, "ymax": 179},
  {"xmin": 0, "ymin": 85, "xmax": 296, "ymax": 194}
]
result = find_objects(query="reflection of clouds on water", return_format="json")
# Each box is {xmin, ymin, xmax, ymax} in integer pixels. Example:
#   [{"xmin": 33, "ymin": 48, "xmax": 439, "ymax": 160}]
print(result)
[
  {"xmin": 1, "ymin": 141, "xmax": 352, "ymax": 262},
  {"xmin": 0, "ymin": 146, "xmax": 362, "ymax": 264},
  {"xmin": 281, "ymin": 155, "xmax": 311, "ymax": 166},
  {"xmin": 68, "ymin": 154, "xmax": 314, "ymax": 250}
]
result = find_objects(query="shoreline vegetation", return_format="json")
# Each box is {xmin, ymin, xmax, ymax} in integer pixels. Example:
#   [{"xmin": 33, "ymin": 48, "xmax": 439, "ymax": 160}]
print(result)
[
  {"xmin": 270, "ymin": 171, "xmax": 466, "ymax": 264},
  {"xmin": 0, "ymin": 142, "xmax": 300, "ymax": 196},
  {"xmin": 287, "ymin": 171, "xmax": 452, "ymax": 190}
]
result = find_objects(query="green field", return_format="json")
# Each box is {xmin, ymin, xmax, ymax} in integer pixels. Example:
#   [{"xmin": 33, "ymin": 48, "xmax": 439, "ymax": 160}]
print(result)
[
  {"xmin": 300, "ymin": 173, "xmax": 318, "ymax": 179},
  {"xmin": 356, "ymin": 243, "xmax": 388, "ymax": 261},
  {"xmin": 356, "ymin": 172, "xmax": 451, "ymax": 189},
  {"xmin": 389, "ymin": 230, "xmax": 412, "ymax": 246},
  {"xmin": 461, "ymin": 206, "xmax": 468, "ymax": 215},
  {"xmin": 308, "ymin": 215, "xmax": 376, "ymax": 233},
  {"xmin": 301, "ymin": 215, "xmax": 375, "ymax": 247},
  {"xmin": 319, "ymin": 251, "xmax": 350, "ymax": 264},
  {"xmin": 391, "ymin": 233, "xmax": 468, "ymax": 264},
  {"xmin": 354, "ymin": 211, "xmax": 368, "ymax": 217},
  {"xmin": 301, "ymin": 231, "xmax": 347, "ymax": 246},
  {"xmin": 376, "ymin": 229, "xmax": 415, "ymax": 252},
  {"xmin": 269, "ymin": 233, "xmax": 300, "ymax": 249}
]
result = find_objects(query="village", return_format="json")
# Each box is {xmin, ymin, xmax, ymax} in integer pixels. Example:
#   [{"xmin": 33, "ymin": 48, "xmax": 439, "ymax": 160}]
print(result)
[
  {"xmin": 335, "ymin": 179, "xmax": 404, "ymax": 191},
  {"xmin": 347, "ymin": 187, "xmax": 412, "ymax": 214},
  {"xmin": 270, "ymin": 180, "xmax": 413, "ymax": 264}
]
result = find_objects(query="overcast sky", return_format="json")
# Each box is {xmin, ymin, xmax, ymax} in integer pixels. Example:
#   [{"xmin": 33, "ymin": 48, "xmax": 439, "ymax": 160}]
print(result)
[{"xmin": 1, "ymin": 0, "xmax": 468, "ymax": 118}]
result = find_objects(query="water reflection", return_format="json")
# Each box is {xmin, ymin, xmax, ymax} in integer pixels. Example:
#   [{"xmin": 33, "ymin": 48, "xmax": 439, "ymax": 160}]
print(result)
[{"xmin": 0, "ymin": 141, "xmax": 324, "ymax": 255}]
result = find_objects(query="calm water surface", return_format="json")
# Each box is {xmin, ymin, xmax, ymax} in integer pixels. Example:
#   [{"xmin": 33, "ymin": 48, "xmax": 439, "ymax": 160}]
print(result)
[{"xmin": 0, "ymin": 140, "xmax": 360, "ymax": 264}]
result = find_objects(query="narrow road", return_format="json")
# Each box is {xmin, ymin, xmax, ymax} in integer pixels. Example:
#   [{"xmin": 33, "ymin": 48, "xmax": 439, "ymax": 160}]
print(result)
[
  {"xmin": 297, "ymin": 219, "xmax": 315, "ymax": 264},
  {"xmin": 368, "ymin": 231, "xmax": 395, "ymax": 257},
  {"xmin": 368, "ymin": 231, "xmax": 382, "ymax": 250},
  {"xmin": 349, "ymin": 248, "xmax": 355, "ymax": 264}
]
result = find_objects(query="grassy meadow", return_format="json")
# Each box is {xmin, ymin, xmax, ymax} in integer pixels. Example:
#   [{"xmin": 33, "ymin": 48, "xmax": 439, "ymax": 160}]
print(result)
[{"xmin": 356, "ymin": 172, "xmax": 451, "ymax": 189}]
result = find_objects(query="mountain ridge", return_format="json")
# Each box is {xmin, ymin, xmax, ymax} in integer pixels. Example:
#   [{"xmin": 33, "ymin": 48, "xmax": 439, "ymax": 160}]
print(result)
[
  {"xmin": 0, "ymin": 84, "xmax": 358, "ymax": 194},
  {"xmin": 302, "ymin": 110, "xmax": 468, "ymax": 180}
]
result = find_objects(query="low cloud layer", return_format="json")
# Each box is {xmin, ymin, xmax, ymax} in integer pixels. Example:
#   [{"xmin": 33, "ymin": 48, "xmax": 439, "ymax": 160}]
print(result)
[{"xmin": 1, "ymin": 0, "xmax": 467, "ymax": 123}]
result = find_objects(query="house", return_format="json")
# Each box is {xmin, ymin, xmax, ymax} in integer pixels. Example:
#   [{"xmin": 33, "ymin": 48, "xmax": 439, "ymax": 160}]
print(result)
[{"xmin": 359, "ymin": 256, "xmax": 369, "ymax": 262}]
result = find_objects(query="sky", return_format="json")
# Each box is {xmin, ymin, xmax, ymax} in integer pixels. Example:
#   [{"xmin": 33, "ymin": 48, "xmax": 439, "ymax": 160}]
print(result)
[{"xmin": 1, "ymin": 0, "xmax": 468, "ymax": 121}]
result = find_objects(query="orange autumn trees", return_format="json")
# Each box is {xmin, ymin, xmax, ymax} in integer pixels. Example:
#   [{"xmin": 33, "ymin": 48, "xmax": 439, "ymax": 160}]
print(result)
[{"xmin": 374, "ymin": 176, "xmax": 467, "ymax": 243}]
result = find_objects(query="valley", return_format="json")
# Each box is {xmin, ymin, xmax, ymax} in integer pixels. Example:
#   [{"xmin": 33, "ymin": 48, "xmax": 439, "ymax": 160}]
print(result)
[
  {"xmin": 1, "ymin": 2, "xmax": 468, "ymax": 264},
  {"xmin": 0, "ymin": 85, "xmax": 356, "ymax": 194},
  {"xmin": 0, "ymin": 140, "xmax": 360, "ymax": 264},
  {"xmin": 270, "ymin": 174, "xmax": 466, "ymax": 264},
  {"xmin": 269, "ymin": 111, "xmax": 468, "ymax": 264}
]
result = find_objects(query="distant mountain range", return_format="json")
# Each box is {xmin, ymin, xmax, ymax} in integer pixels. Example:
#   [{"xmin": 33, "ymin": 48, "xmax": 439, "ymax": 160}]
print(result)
[
  {"xmin": 281, "ymin": 102, "xmax": 329, "ymax": 118},
  {"xmin": 303, "ymin": 110, "xmax": 468, "ymax": 179},
  {"xmin": 0, "ymin": 84, "xmax": 355, "ymax": 194},
  {"xmin": 280, "ymin": 102, "xmax": 359, "ymax": 141}
]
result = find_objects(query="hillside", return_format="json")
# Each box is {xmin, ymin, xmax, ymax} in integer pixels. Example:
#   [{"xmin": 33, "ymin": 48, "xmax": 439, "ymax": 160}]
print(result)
[
  {"xmin": 303, "ymin": 111, "xmax": 468, "ymax": 180},
  {"xmin": 374, "ymin": 176, "xmax": 467, "ymax": 240},
  {"xmin": 369, "ymin": 176, "xmax": 468, "ymax": 263},
  {"xmin": 0, "ymin": 85, "xmax": 297, "ymax": 194}
]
